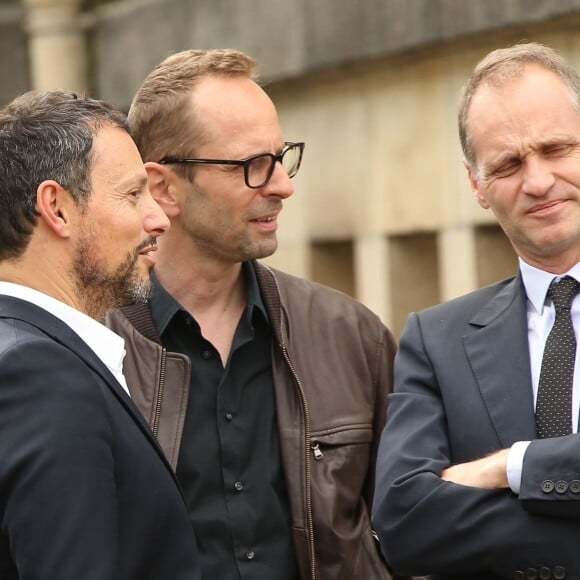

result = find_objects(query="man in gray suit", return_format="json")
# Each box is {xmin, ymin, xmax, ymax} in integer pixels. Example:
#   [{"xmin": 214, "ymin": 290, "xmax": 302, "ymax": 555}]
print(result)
[{"xmin": 372, "ymin": 43, "xmax": 580, "ymax": 579}]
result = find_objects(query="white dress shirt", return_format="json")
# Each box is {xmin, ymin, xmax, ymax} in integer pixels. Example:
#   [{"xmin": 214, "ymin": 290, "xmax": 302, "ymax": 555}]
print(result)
[
  {"xmin": 507, "ymin": 259, "xmax": 580, "ymax": 492},
  {"xmin": 0, "ymin": 282, "xmax": 130, "ymax": 396}
]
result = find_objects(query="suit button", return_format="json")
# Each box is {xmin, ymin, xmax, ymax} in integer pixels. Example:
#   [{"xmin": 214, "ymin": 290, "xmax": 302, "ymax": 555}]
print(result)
[
  {"xmin": 525, "ymin": 568, "xmax": 538, "ymax": 580},
  {"xmin": 541, "ymin": 480, "xmax": 555, "ymax": 493},
  {"xmin": 539, "ymin": 567, "xmax": 551, "ymax": 580},
  {"xmin": 514, "ymin": 572, "xmax": 525, "ymax": 580},
  {"xmin": 555, "ymin": 480, "xmax": 569, "ymax": 494},
  {"xmin": 553, "ymin": 566, "xmax": 566, "ymax": 579},
  {"xmin": 570, "ymin": 480, "xmax": 580, "ymax": 493}
]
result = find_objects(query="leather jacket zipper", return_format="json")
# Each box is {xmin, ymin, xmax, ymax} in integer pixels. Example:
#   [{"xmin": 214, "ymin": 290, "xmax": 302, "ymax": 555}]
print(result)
[
  {"xmin": 151, "ymin": 347, "xmax": 167, "ymax": 438},
  {"xmin": 281, "ymin": 343, "xmax": 317, "ymax": 580},
  {"xmin": 311, "ymin": 442, "xmax": 323, "ymax": 460}
]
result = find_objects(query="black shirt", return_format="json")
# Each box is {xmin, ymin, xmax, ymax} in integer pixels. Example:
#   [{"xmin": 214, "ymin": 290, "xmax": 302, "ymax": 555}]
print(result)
[{"xmin": 150, "ymin": 264, "xmax": 298, "ymax": 580}]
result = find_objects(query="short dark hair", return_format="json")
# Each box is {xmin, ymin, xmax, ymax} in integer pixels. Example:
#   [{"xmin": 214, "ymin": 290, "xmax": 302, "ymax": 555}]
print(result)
[{"xmin": 0, "ymin": 90, "xmax": 129, "ymax": 260}]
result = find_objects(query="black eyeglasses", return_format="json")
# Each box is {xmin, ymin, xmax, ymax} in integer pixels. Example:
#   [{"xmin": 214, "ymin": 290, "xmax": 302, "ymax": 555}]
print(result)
[{"xmin": 159, "ymin": 141, "xmax": 305, "ymax": 189}]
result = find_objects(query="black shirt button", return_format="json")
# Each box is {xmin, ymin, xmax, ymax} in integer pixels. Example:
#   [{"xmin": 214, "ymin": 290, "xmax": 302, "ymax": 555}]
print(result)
[
  {"xmin": 570, "ymin": 480, "xmax": 580, "ymax": 493},
  {"xmin": 514, "ymin": 572, "xmax": 525, "ymax": 580},
  {"xmin": 555, "ymin": 480, "xmax": 569, "ymax": 494},
  {"xmin": 201, "ymin": 350, "xmax": 212, "ymax": 359},
  {"xmin": 539, "ymin": 567, "xmax": 551, "ymax": 580},
  {"xmin": 553, "ymin": 566, "xmax": 566, "ymax": 579},
  {"xmin": 525, "ymin": 567, "xmax": 538, "ymax": 580},
  {"xmin": 225, "ymin": 412, "xmax": 233, "ymax": 421},
  {"xmin": 541, "ymin": 480, "xmax": 555, "ymax": 493},
  {"xmin": 246, "ymin": 550, "xmax": 255, "ymax": 560},
  {"xmin": 234, "ymin": 481, "xmax": 244, "ymax": 491}
]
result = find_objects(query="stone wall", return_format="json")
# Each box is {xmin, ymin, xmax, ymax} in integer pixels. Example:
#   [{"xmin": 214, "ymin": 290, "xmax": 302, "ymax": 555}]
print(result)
[
  {"xmin": 3, "ymin": 0, "xmax": 580, "ymax": 331},
  {"xmin": 0, "ymin": 2, "xmax": 29, "ymax": 105},
  {"xmin": 92, "ymin": 0, "xmax": 580, "ymax": 107}
]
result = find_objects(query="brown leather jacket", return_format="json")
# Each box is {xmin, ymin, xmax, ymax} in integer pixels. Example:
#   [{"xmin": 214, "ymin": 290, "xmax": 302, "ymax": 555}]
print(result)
[{"xmin": 104, "ymin": 261, "xmax": 396, "ymax": 580}]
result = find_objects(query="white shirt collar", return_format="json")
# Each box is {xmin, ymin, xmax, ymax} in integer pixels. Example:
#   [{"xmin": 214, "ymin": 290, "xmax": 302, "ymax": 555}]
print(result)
[
  {"xmin": 519, "ymin": 258, "xmax": 580, "ymax": 315},
  {"xmin": 0, "ymin": 282, "xmax": 128, "ymax": 394}
]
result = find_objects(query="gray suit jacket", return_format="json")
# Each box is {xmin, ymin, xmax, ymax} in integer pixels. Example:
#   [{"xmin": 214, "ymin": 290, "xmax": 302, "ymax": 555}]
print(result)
[{"xmin": 372, "ymin": 274, "xmax": 580, "ymax": 579}]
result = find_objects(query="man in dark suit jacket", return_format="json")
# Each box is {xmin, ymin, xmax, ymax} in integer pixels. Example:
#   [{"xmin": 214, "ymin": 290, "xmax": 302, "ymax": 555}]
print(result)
[
  {"xmin": 0, "ymin": 90, "xmax": 200, "ymax": 579},
  {"xmin": 372, "ymin": 43, "xmax": 580, "ymax": 579}
]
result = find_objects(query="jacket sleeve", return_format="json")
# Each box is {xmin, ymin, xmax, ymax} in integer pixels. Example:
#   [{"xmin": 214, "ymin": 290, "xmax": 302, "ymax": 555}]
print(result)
[
  {"xmin": 519, "ymin": 434, "xmax": 580, "ymax": 517},
  {"xmin": 0, "ymin": 338, "xmax": 121, "ymax": 580},
  {"xmin": 364, "ymin": 320, "xmax": 396, "ymax": 511},
  {"xmin": 371, "ymin": 312, "xmax": 580, "ymax": 578}
]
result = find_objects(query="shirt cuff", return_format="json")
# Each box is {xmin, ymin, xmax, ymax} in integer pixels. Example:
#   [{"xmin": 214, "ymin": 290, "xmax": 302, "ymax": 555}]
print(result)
[{"xmin": 507, "ymin": 440, "xmax": 531, "ymax": 494}]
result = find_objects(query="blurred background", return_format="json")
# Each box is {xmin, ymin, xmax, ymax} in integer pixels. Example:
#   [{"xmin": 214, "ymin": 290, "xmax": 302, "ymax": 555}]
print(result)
[{"xmin": 3, "ymin": 0, "xmax": 580, "ymax": 335}]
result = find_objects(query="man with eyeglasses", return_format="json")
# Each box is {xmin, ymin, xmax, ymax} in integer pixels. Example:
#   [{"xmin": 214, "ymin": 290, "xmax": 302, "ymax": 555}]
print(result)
[{"xmin": 105, "ymin": 48, "xmax": 396, "ymax": 580}]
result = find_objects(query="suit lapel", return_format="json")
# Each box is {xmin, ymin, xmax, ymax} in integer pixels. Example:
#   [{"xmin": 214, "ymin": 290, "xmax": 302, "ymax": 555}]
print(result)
[
  {"xmin": 0, "ymin": 296, "xmax": 178, "ymax": 478},
  {"xmin": 463, "ymin": 276, "xmax": 537, "ymax": 447}
]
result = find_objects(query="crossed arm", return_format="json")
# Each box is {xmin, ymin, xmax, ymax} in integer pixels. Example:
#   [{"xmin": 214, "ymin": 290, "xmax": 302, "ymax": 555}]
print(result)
[
  {"xmin": 372, "ymin": 311, "xmax": 580, "ymax": 577},
  {"xmin": 441, "ymin": 448, "xmax": 510, "ymax": 489}
]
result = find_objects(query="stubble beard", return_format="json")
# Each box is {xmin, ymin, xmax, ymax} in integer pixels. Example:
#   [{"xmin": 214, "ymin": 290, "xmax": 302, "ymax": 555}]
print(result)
[
  {"xmin": 183, "ymin": 190, "xmax": 280, "ymax": 262},
  {"xmin": 238, "ymin": 236, "xmax": 278, "ymax": 260},
  {"xmin": 72, "ymin": 236, "xmax": 152, "ymax": 320}
]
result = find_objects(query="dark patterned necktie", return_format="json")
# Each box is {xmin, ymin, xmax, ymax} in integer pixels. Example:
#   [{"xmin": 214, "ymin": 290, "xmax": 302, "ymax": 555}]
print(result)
[{"xmin": 535, "ymin": 276, "xmax": 580, "ymax": 438}]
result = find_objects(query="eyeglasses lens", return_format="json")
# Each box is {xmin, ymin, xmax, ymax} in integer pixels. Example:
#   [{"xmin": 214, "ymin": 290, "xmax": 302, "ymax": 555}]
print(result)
[
  {"xmin": 246, "ymin": 144, "xmax": 302, "ymax": 188},
  {"xmin": 281, "ymin": 145, "xmax": 301, "ymax": 178},
  {"xmin": 247, "ymin": 155, "xmax": 273, "ymax": 188}
]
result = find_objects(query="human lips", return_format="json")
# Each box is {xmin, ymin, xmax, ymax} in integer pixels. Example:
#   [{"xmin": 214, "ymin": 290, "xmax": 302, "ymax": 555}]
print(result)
[
  {"xmin": 136, "ymin": 237, "xmax": 159, "ymax": 266},
  {"xmin": 526, "ymin": 199, "xmax": 568, "ymax": 216},
  {"xmin": 252, "ymin": 214, "xmax": 277, "ymax": 223},
  {"xmin": 250, "ymin": 211, "xmax": 279, "ymax": 230}
]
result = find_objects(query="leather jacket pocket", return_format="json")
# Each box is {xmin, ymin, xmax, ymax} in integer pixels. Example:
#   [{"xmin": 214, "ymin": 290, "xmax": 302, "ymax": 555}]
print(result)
[
  {"xmin": 309, "ymin": 424, "xmax": 373, "ymax": 525},
  {"xmin": 309, "ymin": 425, "xmax": 378, "ymax": 579},
  {"xmin": 310, "ymin": 424, "xmax": 373, "ymax": 464}
]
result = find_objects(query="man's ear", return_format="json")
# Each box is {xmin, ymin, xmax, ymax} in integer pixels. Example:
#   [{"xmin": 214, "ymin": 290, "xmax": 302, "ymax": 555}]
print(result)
[
  {"xmin": 464, "ymin": 160, "xmax": 489, "ymax": 209},
  {"xmin": 36, "ymin": 180, "xmax": 74, "ymax": 238},
  {"xmin": 145, "ymin": 161, "xmax": 181, "ymax": 217}
]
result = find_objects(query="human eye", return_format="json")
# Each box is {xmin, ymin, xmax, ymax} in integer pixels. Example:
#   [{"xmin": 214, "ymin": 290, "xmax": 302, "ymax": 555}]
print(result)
[
  {"xmin": 125, "ymin": 176, "xmax": 148, "ymax": 201},
  {"xmin": 126, "ymin": 188, "xmax": 144, "ymax": 203},
  {"xmin": 245, "ymin": 154, "xmax": 271, "ymax": 181},
  {"xmin": 248, "ymin": 154, "xmax": 272, "ymax": 173},
  {"xmin": 544, "ymin": 143, "xmax": 575, "ymax": 157},
  {"xmin": 488, "ymin": 158, "xmax": 520, "ymax": 178}
]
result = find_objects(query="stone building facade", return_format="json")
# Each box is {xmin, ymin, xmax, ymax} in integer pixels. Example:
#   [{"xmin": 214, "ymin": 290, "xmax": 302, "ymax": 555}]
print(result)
[{"xmin": 4, "ymin": 0, "xmax": 580, "ymax": 334}]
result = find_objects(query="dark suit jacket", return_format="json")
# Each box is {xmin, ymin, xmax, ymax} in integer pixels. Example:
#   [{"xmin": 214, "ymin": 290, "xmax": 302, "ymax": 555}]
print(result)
[
  {"xmin": 372, "ymin": 274, "xmax": 580, "ymax": 580},
  {"xmin": 0, "ymin": 296, "xmax": 200, "ymax": 579}
]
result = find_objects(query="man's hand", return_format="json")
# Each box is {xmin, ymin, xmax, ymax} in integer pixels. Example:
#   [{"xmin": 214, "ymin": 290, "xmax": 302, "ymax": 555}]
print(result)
[{"xmin": 440, "ymin": 449, "xmax": 510, "ymax": 489}]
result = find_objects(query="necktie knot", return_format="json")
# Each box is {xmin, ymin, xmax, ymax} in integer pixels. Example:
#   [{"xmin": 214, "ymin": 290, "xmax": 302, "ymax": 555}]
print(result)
[{"xmin": 548, "ymin": 276, "xmax": 580, "ymax": 313}]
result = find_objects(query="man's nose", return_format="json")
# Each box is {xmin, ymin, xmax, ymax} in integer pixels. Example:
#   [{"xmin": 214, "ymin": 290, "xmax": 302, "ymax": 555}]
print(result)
[
  {"xmin": 143, "ymin": 193, "xmax": 170, "ymax": 235},
  {"xmin": 261, "ymin": 160, "xmax": 295, "ymax": 198},
  {"xmin": 521, "ymin": 156, "xmax": 556, "ymax": 197}
]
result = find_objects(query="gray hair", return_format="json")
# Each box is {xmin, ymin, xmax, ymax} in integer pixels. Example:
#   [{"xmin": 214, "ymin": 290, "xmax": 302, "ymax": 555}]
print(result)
[
  {"xmin": 458, "ymin": 42, "xmax": 580, "ymax": 171},
  {"xmin": 0, "ymin": 90, "xmax": 129, "ymax": 260}
]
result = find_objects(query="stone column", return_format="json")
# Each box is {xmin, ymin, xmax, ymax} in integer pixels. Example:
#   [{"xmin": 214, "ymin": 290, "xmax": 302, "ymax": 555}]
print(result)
[
  {"xmin": 438, "ymin": 224, "xmax": 478, "ymax": 302},
  {"xmin": 354, "ymin": 234, "xmax": 392, "ymax": 328},
  {"xmin": 22, "ymin": 0, "xmax": 87, "ymax": 93}
]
